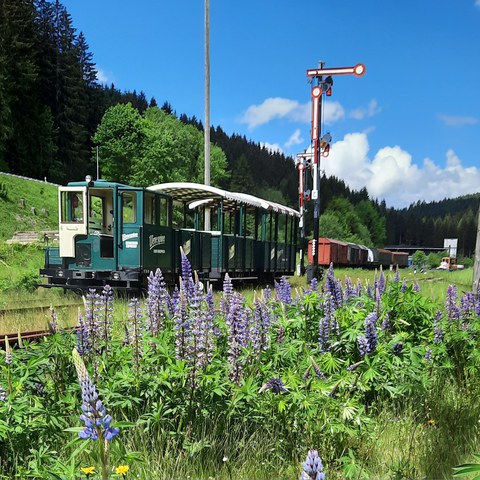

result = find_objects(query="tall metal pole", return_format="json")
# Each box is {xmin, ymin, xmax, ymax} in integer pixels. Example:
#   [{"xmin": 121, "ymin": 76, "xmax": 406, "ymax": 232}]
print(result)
[
  {"xmin": 204, "ymin": 0, "xmax": 211, "ymax": 230},
  {"xmin": 472, "ymin": 205, "xmax": 480, "ymax": 293}
]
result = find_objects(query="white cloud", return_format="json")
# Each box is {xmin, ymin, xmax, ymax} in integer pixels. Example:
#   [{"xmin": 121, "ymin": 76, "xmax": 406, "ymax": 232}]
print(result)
[
  {"xmin": 476, "ymin": 0, "xmax": 480, "ymax": 7},
  {"xmin": 96, "ymin": 68, "xmax": 109, "ymax": 84},
  {"xmin": 349, "ymin": 99, "xmax": 381, "ymax": 120},
  {"xmin": 321, "ymin": 132, "xmax": 480, "ymax": 207},
  {"xmin": 260, "ymin": 141, "xmax": 283, "ymax": 154},
  {"xmin": 438, "ymin": 114, "xmax": 478, "ymax": 126},
  {"xmin": 284, "ymin": 129, "xmax": 304, "ymax": 149},
  {"xmin": 240, "ymin": 97, "xmax": 345, "ymax": 129}
]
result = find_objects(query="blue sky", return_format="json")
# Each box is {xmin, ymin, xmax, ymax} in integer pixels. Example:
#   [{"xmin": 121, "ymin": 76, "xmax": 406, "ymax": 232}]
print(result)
[{"xmin": 62, "ymin": 0, "xmax": 480, "ymax": 208}]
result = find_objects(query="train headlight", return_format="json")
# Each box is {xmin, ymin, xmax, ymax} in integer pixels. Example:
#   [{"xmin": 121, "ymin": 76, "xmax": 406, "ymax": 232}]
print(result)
[
  {"xmin": 57, "ymin": 270, "xmax": 64, "ymax": 277},
  {"xmin": 112, "ymin": 272, "xmax": 121, "ymax": 280}
]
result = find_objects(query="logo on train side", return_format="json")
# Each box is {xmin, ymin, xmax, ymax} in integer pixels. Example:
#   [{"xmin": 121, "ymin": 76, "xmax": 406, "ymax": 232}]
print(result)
[
  {"xmin": 122, "ymin": 232, "xmax": 138, "ymax": 242},
  {"xmin": 149, "ymin": 234, "xmax": 166, "ymax": 250}
]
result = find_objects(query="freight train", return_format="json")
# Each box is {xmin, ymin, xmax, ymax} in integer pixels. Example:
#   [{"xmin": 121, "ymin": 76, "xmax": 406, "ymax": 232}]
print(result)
[
  {"xmin": 307, "ymin": 237, "xmax": 409, "ymax": 270},
  {"xmin": 40, "ymin": 178, "xmax": 300, "ymax": 293}
]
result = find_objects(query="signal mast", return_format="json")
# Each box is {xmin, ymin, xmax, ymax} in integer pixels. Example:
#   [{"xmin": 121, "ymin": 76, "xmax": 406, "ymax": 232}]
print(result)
[{"xmin": 297, "ymin": 62, "xmax": 365, "ymax": 281}]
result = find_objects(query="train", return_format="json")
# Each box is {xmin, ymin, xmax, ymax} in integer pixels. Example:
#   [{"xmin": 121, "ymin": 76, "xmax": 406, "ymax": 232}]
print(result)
[
  {"xmin": 307, "ymin": 237, "xmax": 409, "ymax": 270},
  {"xmin": 40, "ymin": 178, "xmax": 300, "ymax": 293}
]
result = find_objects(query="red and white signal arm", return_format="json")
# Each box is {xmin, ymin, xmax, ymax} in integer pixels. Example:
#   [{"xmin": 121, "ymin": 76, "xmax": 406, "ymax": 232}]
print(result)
[{"xmin": 307, "ymin": 63, "xmax": 366, "ymax": 78}]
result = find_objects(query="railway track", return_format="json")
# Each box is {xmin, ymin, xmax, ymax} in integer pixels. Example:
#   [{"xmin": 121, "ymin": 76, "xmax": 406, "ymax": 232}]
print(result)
[
  {"xmin": 0, "ymin": 329, "xmax": 54, "ymax": 347},
  {"xmin": 0, "ymin": 301, "xmax": 82, "ymax": 316}
]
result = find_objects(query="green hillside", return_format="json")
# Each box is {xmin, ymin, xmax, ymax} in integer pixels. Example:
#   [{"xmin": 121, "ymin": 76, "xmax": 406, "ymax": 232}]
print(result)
[{"xmin": 0, "ymin": 173, "xmax": 59, "ymax": 242}]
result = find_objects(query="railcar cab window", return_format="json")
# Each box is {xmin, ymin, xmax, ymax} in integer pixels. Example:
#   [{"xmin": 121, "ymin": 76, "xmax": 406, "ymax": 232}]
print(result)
[
  {"xmin": 61, "ymin": 191, "xmax": 84, "ymax": 223},
  {"xmin": 144, "ymin": 192, "xmax": 156, "ymax": 225},
  {"xmin": 89, "ymin": 195, "xmax": 104, "ymax": 230},
  {"xmin": 122, "ymin": 192, "xmax": 136, "ymax": 223}
]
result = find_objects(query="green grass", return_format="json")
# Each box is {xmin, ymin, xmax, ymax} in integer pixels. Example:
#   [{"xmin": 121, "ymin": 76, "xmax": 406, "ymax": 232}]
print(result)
[{"xmin": 0, "ymin": 173, "xmax": 58, "ymax": 241}]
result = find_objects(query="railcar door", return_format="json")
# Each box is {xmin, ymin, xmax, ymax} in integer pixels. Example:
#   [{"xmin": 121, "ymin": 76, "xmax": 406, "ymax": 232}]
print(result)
[{"xmin": 117, "ymin": 189, "xmax": 142, "ymax": 269}]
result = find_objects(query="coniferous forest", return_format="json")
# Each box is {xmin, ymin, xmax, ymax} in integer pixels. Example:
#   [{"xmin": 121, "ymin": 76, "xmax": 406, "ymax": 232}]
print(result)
[{"xmin": 1, "ymin": 0, "xmax": 478, "ymax": 256}]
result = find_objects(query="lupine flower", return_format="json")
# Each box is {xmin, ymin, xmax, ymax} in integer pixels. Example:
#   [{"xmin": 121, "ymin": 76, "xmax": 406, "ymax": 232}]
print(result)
[
  {"xmin": 325, "ymin": 264, "xmax": 343, "ymax": 308},
  {"xmin": 366, "ymin": 283, "xmax": 373, "ymax": 299},
  {"xmin": 413, "ymin": 281, "xmax": 420, "ymax": 293},
  {"xmin": 300, "ymin": 449, "xmax": 326, "ymax": 480},
  {"xmin": 4, "ymin": 336, "xmax": 12, "ymax": 365},
  {"xmin": 0, "ymin": 383, "xmax": 6, "ymax": 401},
  {"xmin": 394, "ymin": 267, "xmax": 401, "ymax": 283},
  {"xmin": 381, "ymin": 313, "xmax": 391, "ymax": 331},
  {"xmin": 433, "ymin": 310, "xmax": 443, "ymax": 344},
  {"xmin": 347, "ymin": 361, "xmax": 364, "ymax": 372},
  {"xmin": 98, "ymin": 285, "xmax": 114, "ymax": 352},
  {"xmin": 220, "ymin": 273, "xmax": 234, "ymax": 316},
  {"xmin": 259, "ymin": 377, "xmax": 288, "ymax": 394},
  {"xmin": 446, "ymin": 285, "xmax": 460, "ymax": 321},
  {"xmin": 310, "ymin": 356, "xmax": 326, "ymax": 379},
  {"xmin": 303, "ymin": 365, "xmax": 312, "ymax": 380},
  {"xmin": 344, "ymin": 277, "xmax": 356, "ymax": 302},
  {"xmin": 392, "ymin": 342, "xmax": 403, "ymax": 355},
  {"xmin": 146, "ymin": 269, "xmax": 167, "ymax": 339},
  {"xmin": 425, "ymin": 348, "xmax": 433, "ymax": 362},
  {"xmin": 49, "ymin": 306, "xmax": 58, "ymax": 333},
  {"xmin": 75, "ymin": 311, "xmax": 90, "ymax": 356},
  {"xmin": 180, "ymin": 247, "xmax": 195, "ymax": 301},
  {"xmin": 318, "ymin": 292, "xmax": 337, "ymax": 353},
  {"xmin": 377, "ymin": 268, "xmax": 386, "ymax": 296},
  {"xmin": 364, "ymin": 311, "xmax": 378, "ymax": 354},
  {"xmin": 357, "ymin": 336, "xmax": 369, "ymax": 357},
  {"xmin": 276, "ymin": 324, "xmax": 285, "ymax": 344},
  {"xmin": 275, "ymin": 276, "xmax": 292, "ymax": 305},
  {"xmin": 173, "ymin": 288, "xmax": 190, "ymax": 361},
  {"xmin": 72, "ymin": 349, "xmax": 119, "ymax": 442},
  {"xmin": 460, "ymin": 291, "xmax": 476, "ymax": 320},
  {"xmin": 253, "ymin": 292, "xmax": 274, "ymax": 352},
  {"xmin": 400, "ymin": 280, "xmax": 407, "ymax": 293},
  {"xmin": 34, "ymin": 382, "xmax": 45, "ymax": 395}
]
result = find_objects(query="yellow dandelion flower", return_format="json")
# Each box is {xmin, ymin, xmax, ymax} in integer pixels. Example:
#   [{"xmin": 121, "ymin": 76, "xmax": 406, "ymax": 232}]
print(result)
[
  {"xmin": 427, "ymin": 419, "xmax": 436, "ymax": 426},
  {"xmin": 80, "ymin": 466, "xmax": 95, "ymax": 476},
  {"xmin": 115, "ymin": 465, "xmax": 130, "ymax": 476}
]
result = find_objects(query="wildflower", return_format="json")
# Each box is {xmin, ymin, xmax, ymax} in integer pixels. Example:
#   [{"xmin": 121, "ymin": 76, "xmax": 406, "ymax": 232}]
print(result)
[
  {"xmin": 347, "ymin": 361, "xmax": 364, "ymax": 372},
  {"xmin": 223, "ymin": 456, "xmax": 228, "ymax": 462},
  {"xmin": 413, "ymin": 281, "xmax": 420, "ymax": 293},
  {"xmin": 4, "ymin": 336, "xmax": 12, "ymax": 365},
  {"xmin": 0, "ymin": 383, "xmax": 6, "ymax": 401},
  {"xmin": 49, "ymin": 306, "xmax": 58, "ymax": 333},
  {"xmin": 115, "ymin": 465, "xmax": 130, "ymax": 476},
  {"xmin": 80, "ymin": 466, "xmax": 95, "ymax": 477},
  {"xmin": 300, "ymin": 449, "xmax": 326, "ymax": 480},
  {"xmin": 318, "ymin": 292, "xmax": 337, "ymax": 353},
  {"xmin": 343, "ymin": 277, "xmax": 356, "ymax": 301},
  {"xmin": 75, "ymin": 311, "xmax": 90, "ymax": 356},
  {"xmin": 226, "ymin": 292, "xmax": 248, "ymax": 384},
  {"xmin": 275, "ymin": 276, "xmax": 292, "ymax": 305},
  {"xmin": 325, "ymin": 263, "xmax": 343, "ymax": 308},
  {"xmin": 381, "ymin": 313, "xmax": 391, "ymax": 331},
  {"xmin": 427, "ymin": 419, "xmax": 436, "ymax": 427},
  {"xmin": 445, "ymin": 285, "xmax": 460, "ymax": 321},
  {"xmin": 259, "ymin": 377, "xmax": 288, "ymax": 394},
  {"xmin": 364, "ymin": 311, "xmax": 378, "ymax": 354},
  {"xmin": 425, "ymin": 348, "xmax": 433, "ymax": 362},
  {"xmin": 146, "ymin": 269, "xmax": 168, "ymax": 336},
  {"xmin": 357, "ymin": 336, "xmax": 369, "ymax": 357},
  {"xmin": 310, "ymin": 356, "xmax": 326, "ymax": 379},
  {"xmin": 127, "ymin": 297, "xmax": 144, "ymax": 372},
  {"xmin": 72, "ymin": 349, "xmax": 119, "ymax": 442},
  {"xmin": 392, "ymin": 342, "xmax": 403, "ymax": 355},
  {"xmin": 377, "ymin": 268, "xmax": 386, "ymax": 296},
  {"xmin": 400, "ymin": 280, "xmax": 407, "ymax": 293}
]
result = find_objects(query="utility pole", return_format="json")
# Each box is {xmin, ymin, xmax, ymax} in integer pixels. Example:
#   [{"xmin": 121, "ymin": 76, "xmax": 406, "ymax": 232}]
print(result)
[
  {"xmin": 204, "ymin": 0, "xmax": 211, "ymax": 230},
  {"xmin": 305, "ymin": 62, "xmax": 365, "ymax": 281},
  {"xmin": 472, "ymin": 205, "xmax": 480, "ymax": 293}
]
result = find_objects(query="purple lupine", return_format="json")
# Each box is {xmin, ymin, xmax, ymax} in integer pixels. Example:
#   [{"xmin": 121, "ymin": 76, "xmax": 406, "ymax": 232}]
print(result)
[
  {"xmin": 425, "ymin": 348, "xmax": 433, "ymax": 362},
  {"xmin": 366, "ymin": 283, "xmax": 373, "ymax": 299},
  {"xmin": 75, "ymin": 312, "xmax": 90, "ymax": 356},
  {"xmin": 0, "ymin": 383, "xmax": 5, "ymax": 401},
  {"xmin": 318, "ymin": 292, "xmax": 337, "ymax": 353},
  {"xmin": 310, "ymin": 356, "xmax": 326, "ymax": 380},
  {"xmin": 5, "ymin": 337, "xmax": 12, "ymax": 365},
  {"xmin": 259, "ymin": 377, "xmax": 288, "ymax": 394},
  {"xmin": 325, "ymin": 264, "xmax": 343, "ymax": 309},
  {"xmin": 392, "ymin": 342, "xmax": 403, "ymax": 355},
  {"xmin": 364, "ymin": 311, "xmax": 378, "ymax": 354},
  {"xmin": 49, "ymin": 306, "xmax": 58, "ymax": 334},
  {"xmin": 275, "ymin": 276, "xmax": 292, "ymax": 305},
  {"xmin": 400, "ymin": 280, "xmax": 407, "ymax": 293},
  {"xmin": 357, "ymin": 336, "xmax": 369, "ymax": 357},
  {"xmin": 276, "ymin": 324, "xmax": 285, "ymax": 344},
  {"xmin": 381, "ymin": 313, "xmax": 391, "ymax": 331},
  {"xmin": 126, "ymin": 297, "xmax": 144, "ymax": 372},
  {"xmin": 344, "ymin": 277, "xmax": 356, "ymax": 302},
  {"xmin": 98, "ymin": 285, "xmax": 114, "ymax": 354},
  {"xmin": 173, "ymin": 288, "xmax": 190, "ymax": 361},
  {"xmin": 413, "ymin": 281, "xmax": 420, "ymax": 293},
  {"xmin": 226, "ymin": 292, "xmax": 248, "ymax": 384},
  {"xmin": 460, "ymin": 291, "xmax": 476, "ymax": 320},
  {"xmin": 72, "ymin": 349, "xmax": 119, "ymax": 442},
  {"xmin": 377, "ymin": 269, "xmax": 386, "ymax": 296},
  {"xmin": 169, "ymin": 286, "xmax": 180, "ymax": 317},
  {"xmin": 433, "ymin": 310, "xmax": 443, "ymax": 344},
  {"xmin": 446, "ymin": 285, "xmax": 460, "ymax": 321},
  {"xmin": 220, "ymin": 273, "xmax": 234, "ymax": 316},
  {"xmin": 252, "ymin": 292, "xmax": 274, "ymax": 352},
  {"xmin": 394, "ymin": 267, "xmax": 401, "ymax": 283},
  {"xmin": 84, "ymin": 289, "xmax": 102, "ymax": 380},
  {"xmin": 355, "ymin": 280, "xmax": 363, "ymax": 297},
  {"xmin": 146, "ymin": 269, "xmax": 168, "ymax": 336},
  {"xmin": 180, "ymin": 247, "xmax": 195, "ymax": 301},
  {"xmin": 300, "ymin": 449, "xmax": 326, "ymax": 480},
  {"xmin": 347, "ymin": 361, "xmax": 364, "ymax": 372}
]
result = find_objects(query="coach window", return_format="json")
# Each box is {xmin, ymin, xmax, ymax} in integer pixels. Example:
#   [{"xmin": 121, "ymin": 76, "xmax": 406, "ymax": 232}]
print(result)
[
  {"xmin": 159, "ymin": 197, "xmax": 169, "ymax": 226},
  {"xmin": 122, "ymin": 192, "xmax": 136, "ymax": 223},
  {"xmin": 144, "ymin": 192, "xmax": 156, "ymax": 225},
  {"xmin": 278, "ymin": 213, "xmax": 286, "ymax": 243}
]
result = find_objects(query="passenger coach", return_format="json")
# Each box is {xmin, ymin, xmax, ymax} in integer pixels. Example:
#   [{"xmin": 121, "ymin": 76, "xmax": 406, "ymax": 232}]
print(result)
[{"xmin": 40, "ymin": 178, "xmax": 300, "ymax": 292}]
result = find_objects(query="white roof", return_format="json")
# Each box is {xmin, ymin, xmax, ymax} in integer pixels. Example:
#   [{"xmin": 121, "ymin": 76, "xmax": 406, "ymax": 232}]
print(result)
[{"xmin": 148, "ymin": 182, "xmax": 300, "ymax": 217}]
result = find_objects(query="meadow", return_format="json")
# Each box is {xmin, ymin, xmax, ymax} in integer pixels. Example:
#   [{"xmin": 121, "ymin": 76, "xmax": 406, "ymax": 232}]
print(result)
[{"xmin": 1, "ymin": 250, "xmax": 480, "ymax": 479}]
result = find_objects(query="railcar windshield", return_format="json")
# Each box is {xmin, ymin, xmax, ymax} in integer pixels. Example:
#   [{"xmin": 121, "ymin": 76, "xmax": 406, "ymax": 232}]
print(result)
[{"xmin": 60, "ymin": 190, "xmax": 85, "ymax": 223}]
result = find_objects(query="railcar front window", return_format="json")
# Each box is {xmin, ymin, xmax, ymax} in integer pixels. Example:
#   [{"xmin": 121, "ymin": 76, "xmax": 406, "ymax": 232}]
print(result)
[
  {"xmin": 60, "ymin": 191, "xmax": 84, "ymax": 223},
  {"xmin": 122, "ymin": 192, "xmax": 136, "ymax": 223}
]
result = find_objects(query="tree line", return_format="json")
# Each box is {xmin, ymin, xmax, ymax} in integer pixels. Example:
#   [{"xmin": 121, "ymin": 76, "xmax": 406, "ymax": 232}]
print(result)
[{"xmin": 1, "ymin": 0, "xmax": 478, "ymax": 256}]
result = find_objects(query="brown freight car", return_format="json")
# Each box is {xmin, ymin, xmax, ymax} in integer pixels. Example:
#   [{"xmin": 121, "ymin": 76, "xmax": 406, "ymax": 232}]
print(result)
[{"xmin": 308, "ymin": 237, "xmax": 349, "ymax": 266}]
